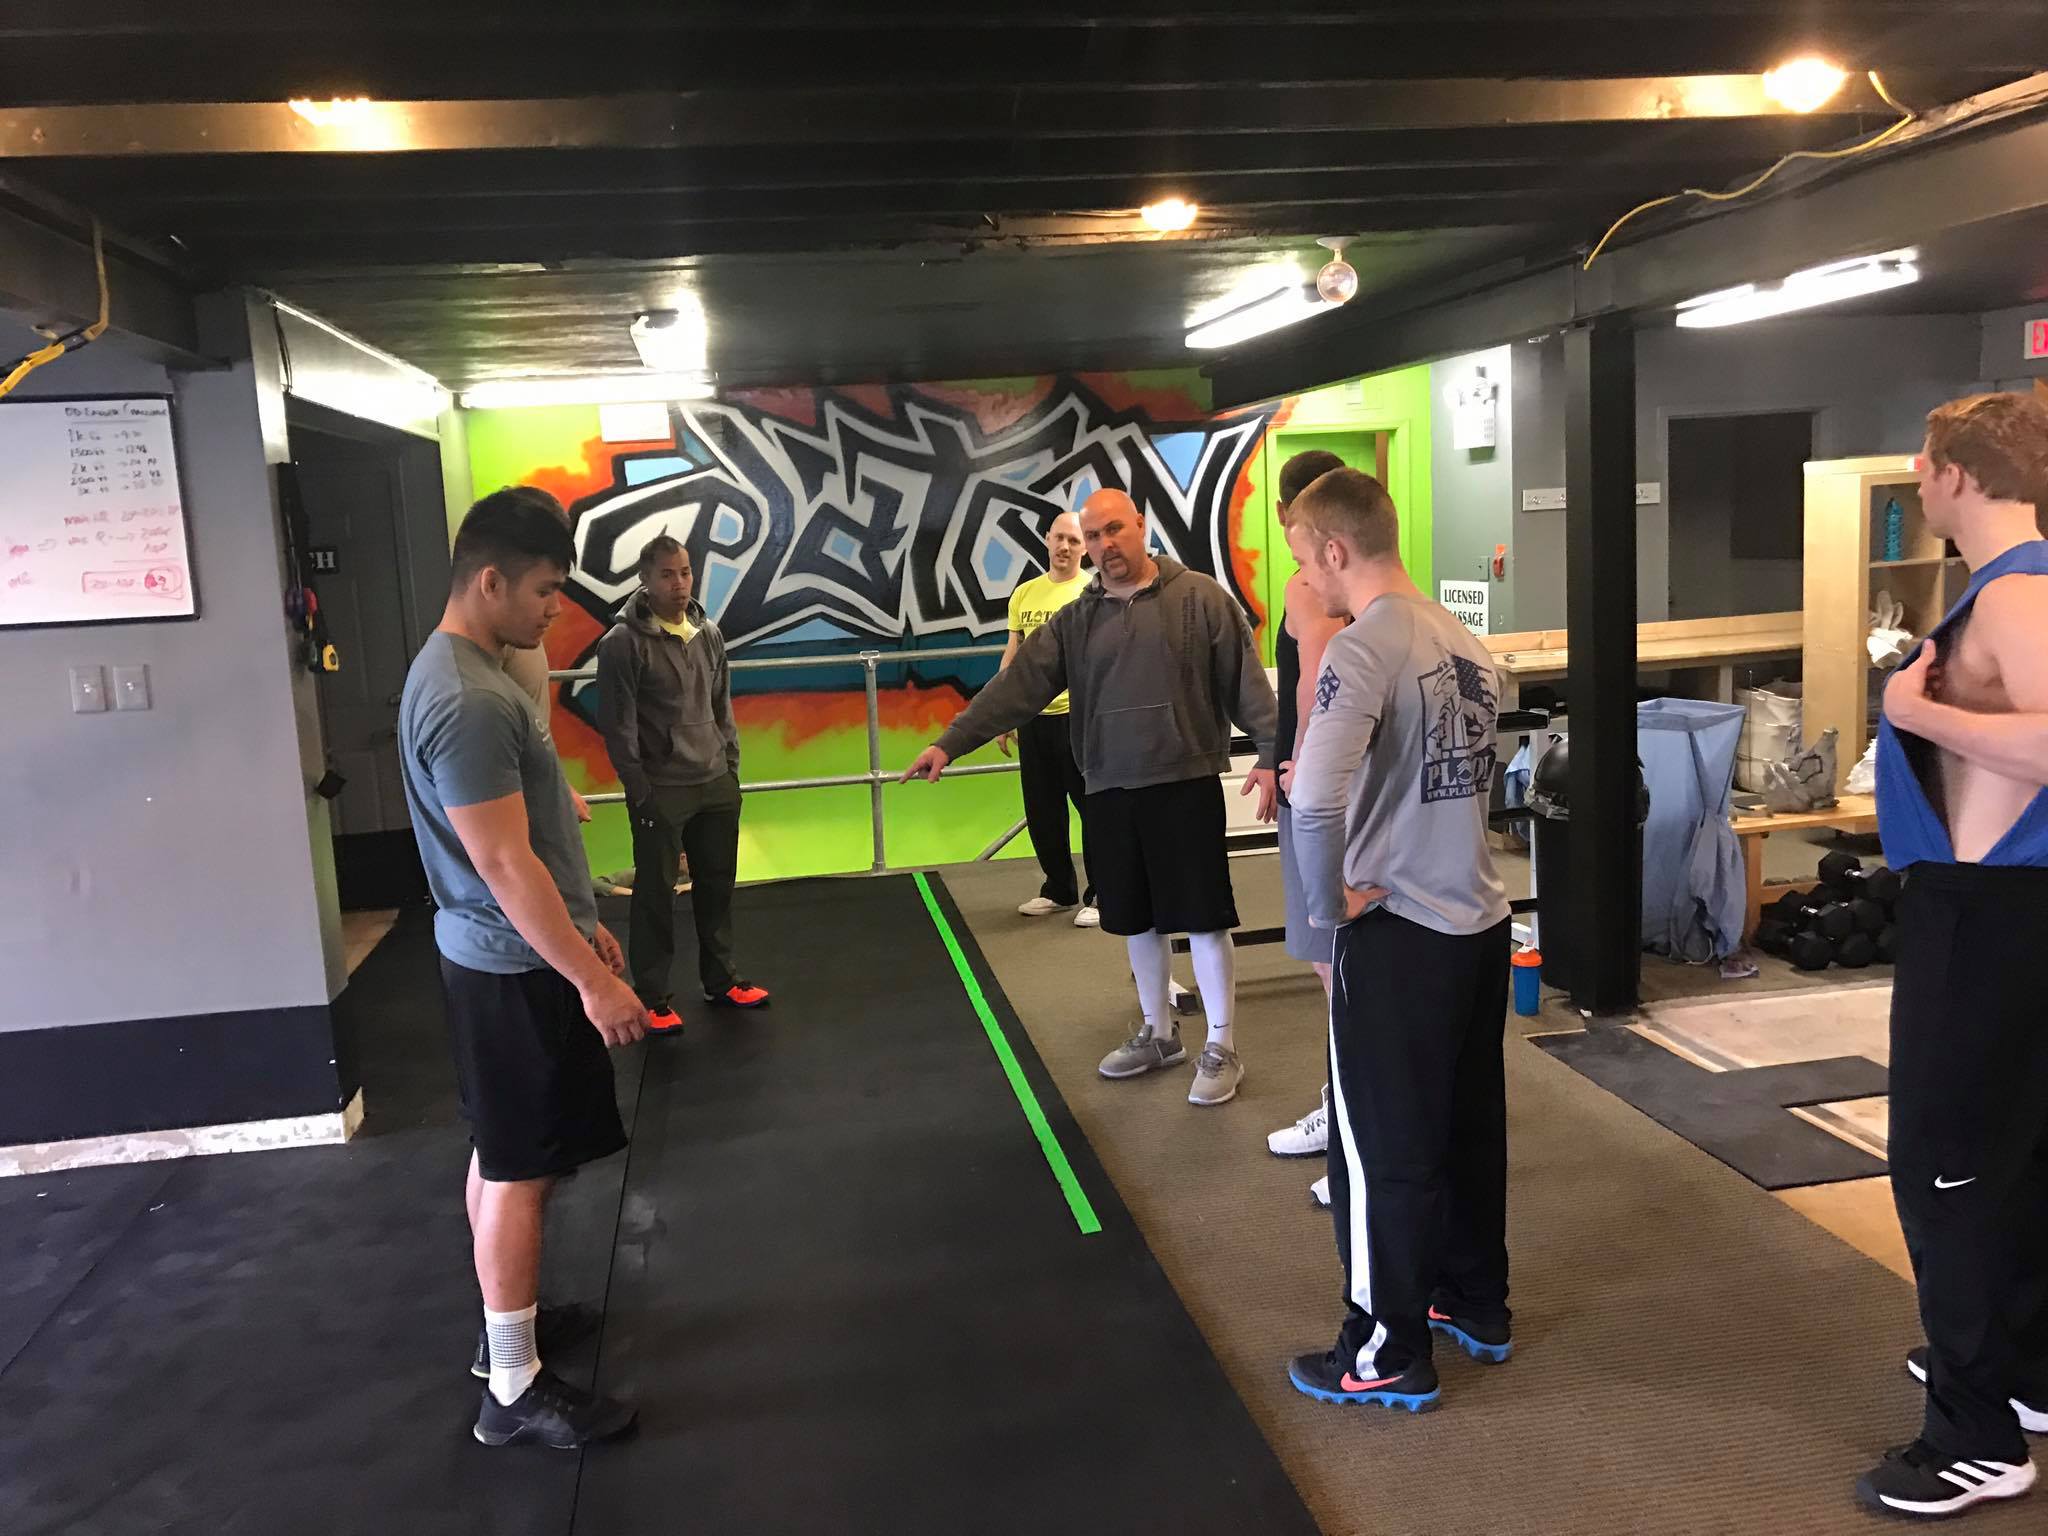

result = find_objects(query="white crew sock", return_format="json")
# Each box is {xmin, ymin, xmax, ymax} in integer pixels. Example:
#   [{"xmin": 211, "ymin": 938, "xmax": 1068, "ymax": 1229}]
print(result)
[
  {"xmin": 485, "ymin": 1303, "xmax": 541, "ymax": 1406},
  {"xmin": 1188, "ymin": 930, "xmax": 1237, "ymax": 1052},
  {"xmin": 1126, "ymin": 930, "xmax": 1173, "ymax": 1039}
]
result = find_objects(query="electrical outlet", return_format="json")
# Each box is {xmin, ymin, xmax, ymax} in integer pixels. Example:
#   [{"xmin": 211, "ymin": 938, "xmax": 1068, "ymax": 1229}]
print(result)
[
  {"xmin": 1635, "ymin": 482, "xmax": 1663, "ymax": 505},
  {"xmin": 112, "ymin": 664, "xmax": 151, "ymax": 711},
  {"xmin": 69, "ymin": 665, "xmax": 107, "ymax": 714}
]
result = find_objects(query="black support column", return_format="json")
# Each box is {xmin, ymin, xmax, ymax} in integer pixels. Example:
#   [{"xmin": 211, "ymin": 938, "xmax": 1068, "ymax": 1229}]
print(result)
[{"xmin": 1562, "ymin": 315, "xmax": 1639, "ymax": 1015}]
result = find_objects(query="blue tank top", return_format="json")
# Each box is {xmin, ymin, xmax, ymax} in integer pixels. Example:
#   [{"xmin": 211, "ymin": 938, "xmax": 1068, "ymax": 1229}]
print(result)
[{"xmin": 1876, "ymin": 539, "xmax": 2048, "ymax": 869}]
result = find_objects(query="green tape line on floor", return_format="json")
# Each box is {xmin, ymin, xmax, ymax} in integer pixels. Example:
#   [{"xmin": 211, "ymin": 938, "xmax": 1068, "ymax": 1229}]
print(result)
[{"xmin": 912, "ymin": 871, "xmax": 1103, "ymax": 1236}]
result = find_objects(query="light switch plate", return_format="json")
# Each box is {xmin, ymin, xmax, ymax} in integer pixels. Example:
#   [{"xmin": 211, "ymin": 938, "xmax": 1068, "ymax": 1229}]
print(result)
[
  {"xmin": 112, "ymin": 664, "xmax": 151, "ymax": 711},
  {"xmin": 69, "ymin": 665, "xmax": 107, "ymax": 714},
  {"xmin": 1635, "ymin": 481, "xmax": 1663, "ymax": 505}
]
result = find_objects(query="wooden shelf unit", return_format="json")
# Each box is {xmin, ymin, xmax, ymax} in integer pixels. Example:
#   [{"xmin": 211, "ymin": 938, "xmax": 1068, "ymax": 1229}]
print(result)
[{"xmin": 1802, "ymin": 454, "xmax": 1963, "ymax": 793}]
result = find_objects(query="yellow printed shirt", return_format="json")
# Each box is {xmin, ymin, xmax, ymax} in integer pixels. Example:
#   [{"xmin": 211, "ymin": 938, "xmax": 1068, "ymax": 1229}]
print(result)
[
  {"xmin": 656, "ymin": 613, "xmax": 699, "ymax": 644},
  {"xmin": 1006, "ymin": 571, "xmax": 1089, "ymax": 716}
]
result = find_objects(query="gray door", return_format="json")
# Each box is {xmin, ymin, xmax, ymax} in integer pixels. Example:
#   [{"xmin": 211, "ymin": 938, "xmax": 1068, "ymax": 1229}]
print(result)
[{"xmin": 300, "ymin": 459, "xmax": 415, "ymax": 837}]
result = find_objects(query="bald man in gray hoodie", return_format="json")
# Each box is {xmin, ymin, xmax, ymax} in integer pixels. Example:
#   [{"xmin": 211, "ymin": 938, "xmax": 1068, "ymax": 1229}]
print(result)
[{"xmin": 903, "ymin": 488, "xmax": 1278, "ymax": 1107}]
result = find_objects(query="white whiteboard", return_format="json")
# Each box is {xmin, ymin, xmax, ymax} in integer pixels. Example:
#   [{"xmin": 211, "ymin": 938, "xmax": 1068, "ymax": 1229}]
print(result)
[{"xmin": 0, "ymin": 396, "xmax": 196, "ymax": 627}]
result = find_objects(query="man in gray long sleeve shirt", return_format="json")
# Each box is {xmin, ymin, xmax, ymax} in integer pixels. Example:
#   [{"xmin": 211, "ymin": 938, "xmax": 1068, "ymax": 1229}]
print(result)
[
  {"xmin": 903, "ymin": 488, "xmax": 1278, "ymax": 1107},
  {"xmin": 1279, "ymin": 468, "xmax": 1513, "ymax": 1418}
]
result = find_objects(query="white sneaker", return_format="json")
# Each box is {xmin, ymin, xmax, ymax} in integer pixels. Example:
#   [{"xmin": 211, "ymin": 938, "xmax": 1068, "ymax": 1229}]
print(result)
[
  {"xmin": 1073, "ymin": 904, "xmax": 1100, "ymax": 928},
  {"xmin": 1268, "ymin": 1085, "xmax": 1331, "ymax": 1158},
  {"xmin": 1187, "ymin": 1044, "xmax": 1243, "ymax": 1106},
  {"xmin": 1310, "ymin": 1175, "xmax": 1331, "ymax": 1209},
  {"xmin": 1018, "ymin": 896, "xmax": 1076, "ymax": 917}
]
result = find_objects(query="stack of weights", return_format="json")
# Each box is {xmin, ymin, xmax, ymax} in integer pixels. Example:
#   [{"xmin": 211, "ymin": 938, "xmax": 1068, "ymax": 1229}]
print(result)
[{"xmin": 1755, "ymin": 854, "xmax": 1904, "ymax": 972}]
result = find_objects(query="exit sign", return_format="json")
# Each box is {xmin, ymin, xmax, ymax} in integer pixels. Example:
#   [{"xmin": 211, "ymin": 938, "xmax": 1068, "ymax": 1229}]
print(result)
[{"xmin": 2028, "ymin": 318, "xmax": 2048, "ymax": 360}]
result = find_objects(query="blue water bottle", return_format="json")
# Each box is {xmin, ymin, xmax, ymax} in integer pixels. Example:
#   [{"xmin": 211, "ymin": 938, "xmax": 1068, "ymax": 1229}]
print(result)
[
  {"xmin": 1883, "ymin": 498, "xmax": 1905, "ymax": 563},
  {"xmin": 1512, "ymin": 948, "xmax": 1543, "ymax": 1017}
]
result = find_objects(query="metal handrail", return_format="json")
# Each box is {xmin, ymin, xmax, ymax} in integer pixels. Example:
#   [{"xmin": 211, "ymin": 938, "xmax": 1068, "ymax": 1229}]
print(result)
[{"xmin": 551, "ymin": 643, "xmax": 1012, "ymax": 873}]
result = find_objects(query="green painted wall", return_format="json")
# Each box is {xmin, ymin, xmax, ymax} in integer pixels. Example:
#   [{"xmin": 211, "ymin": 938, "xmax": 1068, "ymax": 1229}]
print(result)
[{"xmin": 456, "ymin": 362, "xmax": 1431, "ymax": 884}]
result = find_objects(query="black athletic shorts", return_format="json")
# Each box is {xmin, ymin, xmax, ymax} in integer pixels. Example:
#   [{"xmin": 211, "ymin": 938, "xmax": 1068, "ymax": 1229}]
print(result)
[
  {"xmin": 1083, "ymin": 775, "xmax": 1239, "ymax": 937},
  {"xmin": 439, "ymin": 956, "xmax": 628, "ymax": 1182}
]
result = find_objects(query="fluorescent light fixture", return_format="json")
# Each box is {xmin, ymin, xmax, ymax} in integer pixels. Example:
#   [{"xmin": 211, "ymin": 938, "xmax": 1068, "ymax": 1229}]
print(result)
[
  {"xmin": 1141, "ymin": 197, "xmax": 1199, "ymax": 232},
  {"xmin": 630, "ymin": 298, "xmax": 709, "ymax": 372},
  {"xmin": 1185, "ymin": 282, "xmax": 1327, "ymax": 350},
  {"xmin": 460, "ymin": 373, "xmax": 717, "ymax": 409},
  {"xmin": 1761, "ymin": 57, "xmax": 1849, "ymax": 114},
  {"xmin": 1674, "ymin": 247, "xmax": 1919, "ymax": 328}
]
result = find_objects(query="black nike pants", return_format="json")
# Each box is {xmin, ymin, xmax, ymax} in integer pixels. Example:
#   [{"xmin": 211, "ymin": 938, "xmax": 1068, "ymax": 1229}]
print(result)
[
  {"xmin": 1889, "ymin": 862, "xmax": 2048, "ymax": 1463},
  {"xmin": 1326, "ymin": 908, "xmax": 1513, "ymax": 1375}
]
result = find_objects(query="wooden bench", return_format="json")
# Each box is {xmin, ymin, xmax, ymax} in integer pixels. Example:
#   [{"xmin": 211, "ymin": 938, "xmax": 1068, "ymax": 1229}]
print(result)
[
  {"xmin": 1483, "ymin": 611, "xmax": 1804, "ymax": 711},
  {"xmin": 1732, "ymin": 792, "xmax": 1879, "ymax": 942}
]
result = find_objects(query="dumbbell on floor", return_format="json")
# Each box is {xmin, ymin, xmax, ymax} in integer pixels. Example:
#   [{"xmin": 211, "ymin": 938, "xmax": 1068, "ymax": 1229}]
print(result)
[
  {"xmin": 1876, "ymin": 925, "xmax": 1900, "ymax": 965},
  {"xmin": 1819, "ymin": 852, "xmax": 1903, "ymax": 907},
  {"xmin": 1768, "ymin": 890, "xmax": 1856, "ymax": 943},
  {"xmin": 1836, "ymin": 932, "xmax": 1878, "ymax": 969},
  {"xmin": 1757, "ymin": 918, "xmax": 1837, "ymax": 972}
]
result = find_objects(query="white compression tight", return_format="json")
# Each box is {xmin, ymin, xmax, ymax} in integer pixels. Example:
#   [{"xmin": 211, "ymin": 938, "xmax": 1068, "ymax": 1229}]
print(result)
[
  {"xmin": 1186, "ymin": 930, "xmax": 1236, "ymax": 1052},
  {"xmin": 1127, "ymin": 930, "xmax": 1172, "ymax": 1038}
]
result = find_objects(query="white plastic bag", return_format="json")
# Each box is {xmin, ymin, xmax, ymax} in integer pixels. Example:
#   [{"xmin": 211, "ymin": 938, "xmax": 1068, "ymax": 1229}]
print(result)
[
  {"xmin": 1846, "ymin": 738, "xmax": 1878, "ymax": 796},
  {"xmin": 1737, "ymin": 684, "xmax": 1802, "ymax": 793}
]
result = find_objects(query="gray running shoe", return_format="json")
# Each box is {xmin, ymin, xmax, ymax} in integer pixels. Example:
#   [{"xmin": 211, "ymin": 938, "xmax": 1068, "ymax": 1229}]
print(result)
[
  {"xmin": 1188, "ymin": 1044, "xmax": 1244, "ymax": 1106},
  {"xmin": 1098, "ymin": 1026, "xmax": 1187, "ymax": 1079}
]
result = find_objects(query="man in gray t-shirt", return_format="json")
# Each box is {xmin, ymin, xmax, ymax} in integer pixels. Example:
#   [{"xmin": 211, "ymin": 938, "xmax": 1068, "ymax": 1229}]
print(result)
[
  {"xmin": 395, "ymin": 486, "xmax": 645, "ymax": 1451},
  {"xmin": 1279, "ymin": 468, "xmax": 1514, "ymax": 1416}
]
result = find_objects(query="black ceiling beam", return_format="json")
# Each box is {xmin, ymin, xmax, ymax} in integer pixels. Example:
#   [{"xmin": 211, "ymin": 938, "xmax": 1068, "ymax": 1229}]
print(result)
[
  {"xmin": 0, "ymin": 78, "xmax": 1893, "ymax": 158},
  {"xmin": 16, "ymin": 118, "xmax": 1848, "ymax": 206},
  {"xmin": 170, "ymin": 200, "xmax": 1568, "ymax": 269},
  {"xmin": 0, "ymin": 3, "xmax": 2037, "ymax": 102},
  {"xmin": 63, "ymin": 169, "xmax": 1722, "ymax": 231},
  {"xmin": 1207, "ymin": 83, "xmax": 2048, "ymax": 406},
  {"xmin": 0, "ymin": 195, "xmax": 203, "ymax": 364}
]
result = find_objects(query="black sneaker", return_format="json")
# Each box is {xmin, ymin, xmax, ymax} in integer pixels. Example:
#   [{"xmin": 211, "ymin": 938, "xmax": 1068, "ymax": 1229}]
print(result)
[
  {"xmin": 1286, "ymin": 1348, "xmax": 1439, "ymax": 1412},
  {"xmin": 470, "ymin": 1302, "xmax": 601, "ymax": 1379},
  {"xmin": 1906, "ymin": 1347, "xmax": 2048, "ymax": 1434},
  {"xmin": 1428, "ymin": 1305, "xmax": 1513, "ymax": 1364},
  {"xmin": 1855, "ymin": 1440, "xmax": 2035, "ymax": 1519},
  {"xmin": 472, "ymin": 1367, "xmax": 638, "ymax": 1449}
]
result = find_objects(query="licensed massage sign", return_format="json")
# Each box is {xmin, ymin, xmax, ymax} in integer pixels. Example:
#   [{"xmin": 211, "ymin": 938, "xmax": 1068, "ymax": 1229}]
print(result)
[{"xmin": 1439, "ymin": 580, "xmax": 1490, "ymax": 634}]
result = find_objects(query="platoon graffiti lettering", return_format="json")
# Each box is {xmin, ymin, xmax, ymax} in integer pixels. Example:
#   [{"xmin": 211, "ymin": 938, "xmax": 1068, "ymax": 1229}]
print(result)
[{"xmin": 560, "ymin": 376, "xmax": 1273, "ymax": 651}]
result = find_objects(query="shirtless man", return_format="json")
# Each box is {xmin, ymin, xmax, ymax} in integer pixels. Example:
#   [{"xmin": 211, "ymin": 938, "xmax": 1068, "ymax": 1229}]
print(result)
[{"xmin": 1858, "ymin": 391, "xmax": 2048, "ymax": 1520}]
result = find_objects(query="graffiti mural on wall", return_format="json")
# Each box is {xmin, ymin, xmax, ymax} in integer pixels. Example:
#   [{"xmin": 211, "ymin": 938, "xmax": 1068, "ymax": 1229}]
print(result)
[
  {"xmin": 489, "ymin": 372, "xmax": 1282, "ymax": 797},
  {"xmin": 560, "ymin": 375, "xmax": 1273, "ymax": 652}
]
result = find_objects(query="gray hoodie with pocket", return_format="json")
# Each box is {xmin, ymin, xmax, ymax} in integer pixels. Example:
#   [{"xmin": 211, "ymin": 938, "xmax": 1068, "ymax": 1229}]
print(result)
[
  {"xmin": 596, "ymin": 591, "xmax": 740, "ymax": 805},
  {"xmin": 934, "ymin": 558, "xmax": 1277, "ymax": 792}
]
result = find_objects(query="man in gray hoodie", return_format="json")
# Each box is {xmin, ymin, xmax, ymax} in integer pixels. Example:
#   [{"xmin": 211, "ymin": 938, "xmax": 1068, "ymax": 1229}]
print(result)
[
  {"xmin": 597, "ymin": 535, "xmax": 769, "ymax": 1030},
  {"xmin": 903, "ymin": 488, "xmax": 1278, "ymax": 1106}
]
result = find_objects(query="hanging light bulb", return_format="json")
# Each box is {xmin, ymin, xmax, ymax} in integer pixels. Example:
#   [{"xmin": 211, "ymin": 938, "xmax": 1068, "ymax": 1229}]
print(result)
[
  {"xmin": 1315, "ymin": 237, "xmax": 1359, "ymax": 304},
  {"xmin": 1141, "ymin": 197, "xmax": 1199, "ymax": 232}
]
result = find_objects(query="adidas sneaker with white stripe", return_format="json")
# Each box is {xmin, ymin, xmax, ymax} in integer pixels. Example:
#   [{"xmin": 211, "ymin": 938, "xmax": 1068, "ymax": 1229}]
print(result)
[{"xmin": 1856, "ymin": 1441, "xmax": 2036, "ymax": 1519}]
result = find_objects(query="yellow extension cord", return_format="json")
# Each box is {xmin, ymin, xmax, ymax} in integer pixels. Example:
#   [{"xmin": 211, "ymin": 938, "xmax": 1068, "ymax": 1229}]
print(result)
[
  {"xmin": 1583, "ymin": 72, "xmax": 1918, "ymax": 270},
  {"xmin": 0, "ymin": 218, "xmax": 110, "ymax": 400}
]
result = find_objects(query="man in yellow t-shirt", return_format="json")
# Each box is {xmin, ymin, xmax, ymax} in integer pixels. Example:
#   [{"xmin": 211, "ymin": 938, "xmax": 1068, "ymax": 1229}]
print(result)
[{"xmin": 999, "ymin": 511, "xmax": 1097, "ymax": 925}]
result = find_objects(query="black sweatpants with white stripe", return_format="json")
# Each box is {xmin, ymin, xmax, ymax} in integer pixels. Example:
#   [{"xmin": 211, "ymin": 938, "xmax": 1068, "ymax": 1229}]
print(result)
[
  {"xmin": 1326, "ymin": 908, "xmax": 1513, "ymax": 1376},
  {"xmin": 1890, "ymin": 862, "xmax": 2048, "ymax": 1463}
]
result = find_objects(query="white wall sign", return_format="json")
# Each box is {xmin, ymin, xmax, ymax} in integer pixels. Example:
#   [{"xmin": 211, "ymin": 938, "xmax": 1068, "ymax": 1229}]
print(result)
[
  {"xmin": 599, "ymin": 401, "xmax": 672, "ymax": 443},
  {"xmin": 1635, "ymin": 481, "xmax": 1662, "ymax": 505},
  {"xmin": 1439, "ymin": 580, "xmax": 1490, "ymax": 634},
  {"xmin": 1447, "ymin": 371, "xmax": 1499, "ymax": 450}
]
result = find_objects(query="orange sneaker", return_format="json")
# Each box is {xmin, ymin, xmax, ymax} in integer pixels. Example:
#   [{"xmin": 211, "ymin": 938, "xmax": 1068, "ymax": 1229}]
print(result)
[
  {"xmin": 706, "ymin": 982, "xmax": 771, "ymax": 1010},
  {"xmin": 645, "ymin": 1006, "xmax": 684, "ymax": 1034}
]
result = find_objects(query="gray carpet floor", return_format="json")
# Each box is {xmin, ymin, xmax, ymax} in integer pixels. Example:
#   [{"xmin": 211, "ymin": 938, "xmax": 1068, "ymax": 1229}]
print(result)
[{"xmin": 943, "ymin": 852, "xmax": 2034, "ymax": 1535}]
